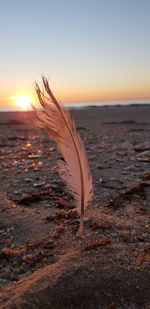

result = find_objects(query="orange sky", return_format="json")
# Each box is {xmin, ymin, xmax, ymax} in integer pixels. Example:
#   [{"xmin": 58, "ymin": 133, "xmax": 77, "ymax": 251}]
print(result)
[{"xmin": 0, "ymin": 75, "xmax": 150, "ymax": 109}]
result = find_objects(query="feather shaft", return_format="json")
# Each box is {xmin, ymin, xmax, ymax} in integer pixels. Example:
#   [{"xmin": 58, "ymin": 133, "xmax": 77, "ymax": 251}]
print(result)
[{"xmin": 41, "ymin": 79, "xmax": 85, "ymax": 231}]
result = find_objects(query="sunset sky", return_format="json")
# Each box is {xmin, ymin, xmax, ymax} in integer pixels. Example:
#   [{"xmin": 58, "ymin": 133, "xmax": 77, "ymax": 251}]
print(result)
[{"xmin": 0, "ymin": 0, "xmax": 150, "ymax": 108}]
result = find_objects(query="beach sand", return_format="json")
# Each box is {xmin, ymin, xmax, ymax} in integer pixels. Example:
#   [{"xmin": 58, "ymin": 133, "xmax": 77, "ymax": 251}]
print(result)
[{"xmin": 0, "ymin": 105, "xmax": 150, "ymax": 308}]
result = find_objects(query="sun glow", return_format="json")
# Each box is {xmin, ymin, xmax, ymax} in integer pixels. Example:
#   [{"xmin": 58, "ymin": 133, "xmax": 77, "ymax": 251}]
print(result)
[{"xmin": 11, "ymin": 95, "xmax": 32, "ymax": 110}]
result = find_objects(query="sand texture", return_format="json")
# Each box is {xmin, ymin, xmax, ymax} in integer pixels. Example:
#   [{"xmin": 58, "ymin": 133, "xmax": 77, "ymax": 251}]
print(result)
[{"xmin": 0, "ymin": 105, "xmax": 150, "ymax": 308}]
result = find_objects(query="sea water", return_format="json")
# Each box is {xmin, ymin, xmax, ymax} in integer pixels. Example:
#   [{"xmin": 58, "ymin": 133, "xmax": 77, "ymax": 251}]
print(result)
[{"xmin": 0, "ymin": 98, "xmax": 150, "ymax": 111}]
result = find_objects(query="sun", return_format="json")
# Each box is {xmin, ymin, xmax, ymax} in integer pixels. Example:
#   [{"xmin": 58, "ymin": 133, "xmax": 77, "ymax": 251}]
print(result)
[{"xmin": 11, "ymin": 95, "xmax": 32, "ymax": 110}]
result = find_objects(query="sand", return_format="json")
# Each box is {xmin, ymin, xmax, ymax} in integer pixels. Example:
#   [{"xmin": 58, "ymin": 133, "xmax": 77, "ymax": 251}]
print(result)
[{"xmin": 0, "ymin": 105, "xmax": 150, "ymax": 308}]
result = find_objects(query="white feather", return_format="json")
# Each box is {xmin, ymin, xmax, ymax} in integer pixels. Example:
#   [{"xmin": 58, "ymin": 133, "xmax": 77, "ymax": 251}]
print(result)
[{"xmin": 33, "ymin": 77, "xmax": 93, "ymax": 234}]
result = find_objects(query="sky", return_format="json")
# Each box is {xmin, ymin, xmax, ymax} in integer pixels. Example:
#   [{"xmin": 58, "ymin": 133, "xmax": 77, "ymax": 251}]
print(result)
[{"xmin": 0, "ymin": 0, "xmax": 150, "ymax": 108}]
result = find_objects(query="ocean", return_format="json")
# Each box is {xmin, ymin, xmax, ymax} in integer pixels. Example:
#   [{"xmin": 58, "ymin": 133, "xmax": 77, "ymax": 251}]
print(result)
[{"xmin": 0, "ymin": 98, "xmax": 150, "ymax": 111}]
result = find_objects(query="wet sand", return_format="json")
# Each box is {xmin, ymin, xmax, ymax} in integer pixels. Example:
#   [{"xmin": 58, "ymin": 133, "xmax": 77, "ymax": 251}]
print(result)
[{"xmin": 0, "ymin": 105, "xmax": 150, "ymax": 308}]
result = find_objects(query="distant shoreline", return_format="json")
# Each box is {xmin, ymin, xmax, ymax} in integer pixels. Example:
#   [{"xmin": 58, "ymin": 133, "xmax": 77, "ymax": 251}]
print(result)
[
  {"xmin": 0, "ymin": 102, "xmax": 150, "ymax": 112},
  {"xmin": 0, "ymin": 104, "xmax": 149, "ymax": 126}
]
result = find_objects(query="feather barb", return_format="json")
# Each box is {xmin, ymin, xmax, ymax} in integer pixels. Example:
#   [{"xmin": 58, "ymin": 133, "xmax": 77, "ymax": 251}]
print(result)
[{"xmin": 33, "ymin": 77, "xmax": 93, "ymax": 235}]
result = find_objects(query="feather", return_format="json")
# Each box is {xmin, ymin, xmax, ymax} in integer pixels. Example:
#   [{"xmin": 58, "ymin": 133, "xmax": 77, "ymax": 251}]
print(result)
[{"xmin": 32, "ymin": 77, "xmax": 93, "ymax": 234}]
